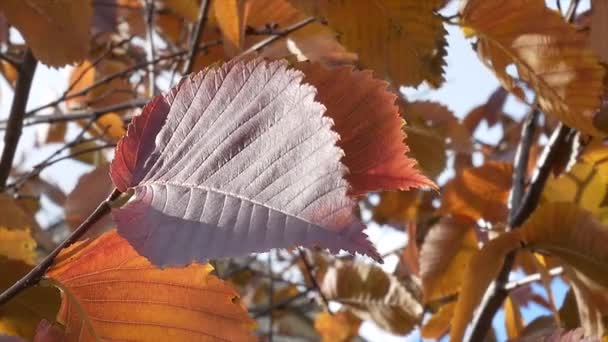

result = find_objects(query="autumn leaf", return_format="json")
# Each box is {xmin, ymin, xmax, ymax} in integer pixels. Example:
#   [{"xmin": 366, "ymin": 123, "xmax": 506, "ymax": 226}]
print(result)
[
  {"xmin": 420, "ymin": 216, "xmax": 478, "ymax": 303},
  {"xmin": 450, "ymin": 232, "xmax": 521, "ymax": 341},
  {"xmin": 318, "ymin": 260, "xmax": 422, "ymax": 335},
  {"xmin": 314, "ymin": 310, "xmax": 361, "ymax": 342},
  {"xmin": 371, "ymin": 190, "xmax": 420, "ymax": 228},
  {"xmin": 0, "ymin": 257, "xmax": 61, "ymax": 340},
  {"xmin": 519, "ymin": 203, "xmax": 608, "ymax": 288},
  {"xmin": 214, "ymin": 0, "xmax": 246, "ymax": 55},
  {"xmin": 162, "ymin": 0, "xmax": 200, "ymax": 22},
  {"xmin": 440, "ymin": 161, "xmax": 513, "ymax": 223},
  {"xmin": 298, "ymin": 63, "xmax": 434, "ymax": 195},
  {"xmin": 0, "ymin": 228, "xmax": 36, "ymax": 265},
  {"xmin": 0, "ymin": 0, "xmax": 91, "ymax": 67},
  {"xmin": 460, "ymin": 0, "xmax": 607, "ymax": 136},
  {"xmin": 45, "ymin": 230, "xmax": 255, "ymax": 341},
  {"xmin": 110, "ymin": 57, "xmax": 380, "ymax": 266},
  {"xmin": 421, "ymin": 303, "xmax": 453, "ymax": 339},
  {"xmin": 64, "ymin": 163, "xmax": 114, "ymax": 236},
  {"xmin": 291, "ymin": 0, "xmax": 447, "ymax": 87},
  {"xmin": 505, "ymin": 295, "xmax": 525, "ymax": 339}
]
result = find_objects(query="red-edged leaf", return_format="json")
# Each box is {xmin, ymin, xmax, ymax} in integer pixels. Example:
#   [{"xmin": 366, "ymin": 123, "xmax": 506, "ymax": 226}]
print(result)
[
  {"xmin": 110, "ymin": 58, "xmax": 380, "ymax": 266},
  {"xmin": 298, "ymin": 63, "xmax": 434, "ymax": 195}
]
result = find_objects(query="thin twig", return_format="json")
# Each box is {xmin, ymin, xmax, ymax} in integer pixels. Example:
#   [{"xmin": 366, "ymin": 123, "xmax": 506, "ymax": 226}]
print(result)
[
  {"xmin": 0, "ymin": 189, "xmax": 122, "ymax": 306},
  {"xmin": 144, "ymin": 0, "xmax": 157, "ymax": 95},
  {"xmin": 504, "ymin": 266, "xmax": 564, "ymax": 292},
  {"xmin": 0, "ymin": 49, "xmax": 37, "ymax": 189},
  {"xmin": 509, "ymin": 108, "xmax": 539, "ymax": 221},
  {"xmin": 298, "ymin": 248, "xmax": 331, "ymax": 313},
  {"xmin": 242, "ymin": 17, "xmax": 316, "ymax": 55},
  {"xmin": 183, "ymin": 0, "xmax": 211, "ymax": 75}
]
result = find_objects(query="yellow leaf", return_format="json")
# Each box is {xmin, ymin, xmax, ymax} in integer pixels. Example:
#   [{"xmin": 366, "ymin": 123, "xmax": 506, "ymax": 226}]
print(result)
[
  {"xmin": 420, "ymin": 216, "xmax": 478, "ymax": 303},
  {"xmin": 314, "ymin": 311, "xmax": 361, "ymax": 342},
  {"xmin": 69, "ymin": 140, "xmax": 107, "ymax": 165},
  {"xmin": 421, "ymin": 302, "xmax": 454, "ymax": 339},
  {"xmin": 0, "ymin": 228, "xmax": 36, "ymax": 265},
  {"xmin": 319, "ymin": 260, "xmax": 422, "ymax": 335},
  {"xmin": 441, "ymin": 161, "xmax": 513, "ymax": 223},
  {"xmin": 91, "ymin": 112, "xmax": 126, "ymax": 141},
  {"xmin": 520, "ymin": 203, "xmax": 608, "ymax": 289},
  {"xmin": 291, "ymin": 0, "xmax": 446, "ymax": 86},
  {"xmin": 505, "ymin": 295, "xmax": 525, "ymax": 339},
  {"xmin": 45, "ymin": 230, "xmax": 255, "ymax": 341},
  {"xmin": 214, "ymin": 0, "xmax": 246, "ymax": 55},
  {"xmin": 0, "ymin": 195, "xmax": 31, "ymax": 232},
  {"xmin": 0, "ymin": 257, "xmax": 61, "ymax": 339},
  {"xmin": 450, "ymin": 232, "xmax": 521, "ymax": 341},
  {"xmin": 461, "ymin": 0, "xmax": 606, "ymax": 136},
  {"xmin": 372, "ymin": 190, "xmax": 420, "ymax": 226},
  {"xmin": 0, "ymin": 0, "xmax": 91, "ymax": 67},
  {"xmin": 543, "ymin": 141, "xmax": 608, "ymax": 223}
]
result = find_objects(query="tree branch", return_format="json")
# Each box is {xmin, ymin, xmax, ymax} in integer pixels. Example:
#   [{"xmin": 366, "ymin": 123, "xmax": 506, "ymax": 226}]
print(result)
[
  {"xmin": 183, "ymin": 0, "xmax": 211, "ymax": 75},
  {"xmin": 242, "ymin": 17, "xmax": 316, "ymax": 55},
  {"xmin": 0, "ymin": 189, "xmax": 121, "ymax": 306},
  {"xmin": 0, "ymin": 49, "xmax": 37, "ymax": 189},
  {"xmin": 466, "ymin": 123, "xmax": 571, "ymax": 341}
]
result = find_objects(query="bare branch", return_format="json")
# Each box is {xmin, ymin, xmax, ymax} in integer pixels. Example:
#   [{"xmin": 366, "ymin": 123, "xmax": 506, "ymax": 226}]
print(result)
[
  {"xmin": 242, "ymin": 17, "xmax": 316, "ymax": 55},
  {"xmin": 183, "ymin": 0, "xmax": 211, "ymax": 75}
]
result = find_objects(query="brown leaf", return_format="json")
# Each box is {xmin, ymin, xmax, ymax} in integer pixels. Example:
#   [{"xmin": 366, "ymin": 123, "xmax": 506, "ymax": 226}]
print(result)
[
  {"xmin": 0, "ymin": 0, "xmax": 91, "ymax": 66},
  {"xmin": 420, "ymin": 216, "xmax": 478, "ymax": 303},
  {"xmin": 318, "ymin": 260, "xmax": 423, "ymax": 335},
  {"xmin": 291, "ymin": 0, "xmax": 447, "ymax": 87},
  {"xmin": 461, "ymin": 0, "xmax": 607, "ymax": 136},
  {"xmin": 314, "ymin": 311, "xmax": 361, "ymax": 342},
  {"xmin": 591, "ymin": 0, "xmax": 608, "ymax": 64}
]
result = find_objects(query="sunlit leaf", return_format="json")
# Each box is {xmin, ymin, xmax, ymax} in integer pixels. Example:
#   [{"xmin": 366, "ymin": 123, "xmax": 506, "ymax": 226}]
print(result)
[
  {"xmin": 420, "ymin": 216, "xmax": 478, "ymax": 303},
  {"xmin": 299, "ymin": 63, "xmax": 434, "ymax": 195},
  {"xmin": 214, "ymin": 0, "xmax": 246, "ymax": 55},
  {"xmin": 291, "ymin": 0, "xmax": 447, "ymax": 87},
  {"xmin": 0, "ymin": 228, "xmax": 36, "ymax": 265},
  {"xmin": 421, "ymin": 302, "xmax": 454, "ymax": 339},
  {"xmin": 45, "ymin": 230, "xmax": 255, "ymax": 341},
  {"xmin": 0, "ymin": 257, "xmax": 61, "ymax": 340},
  {"xmin": 441, "ymin": 161, "xmax": 513, "ymax": 223},
  {"xmin": 318, "ymin": 260, "xmax": 422, "ymax": 335},
  {"xmin": 505, "ymin": 295, "xmax": 525, "ymax": 339},
  {"xmin": 110, "ymin": 58, "xmax": 380, "ymax": 266},
  {"xmin": 461, "ymin": 0, "xmax": 607, "ymax": 136},
  {"xmin": 314, "ymin": 310, "xmax": 361, "ymax": 342},
  {"xmin": 0, "ymin": 0, "xmax": 91, "ymax": 66}
]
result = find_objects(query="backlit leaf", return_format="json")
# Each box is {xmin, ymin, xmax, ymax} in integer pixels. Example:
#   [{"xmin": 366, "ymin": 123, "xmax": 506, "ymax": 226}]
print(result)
[
  {"xmin": 421, "ymin": 302, "xmax": 454, "ymax": 339},
  {"xmin": 440, "ymin": 161, "xmax": 513, "ymax": 223},
  {"xmin": 299, "ymin": 63, "xmax": 434, "ymax": 195},
  {"xmin": 314, "ymin": 310, "xmax": 361, "ymax": 342},
  {"xmin": 110, "ymin": 58, "xmax": 380, "ymax": 266},
  {"xmin": 0, "ymin": 0, "xmax": 91, "ymax": 67},
  {"xmin": 450, "ymin": 232, "xmax": 521, "ymax": 341},
  {"xmin": 318, "ymin": 260, "xmax": 422, "ymax": 335},
  {"xmin": 0, "ymin": 228, "xmax": 36, "ymax": 265},
  {"xmin": 371, "ymin": 190, "xmax": 420, "ymax": 227},
  {"xmin": 291, "ymin": 0, "xmax": 447, "ymax": 87},
  {"xmin": 420, "ymin": 216, "xmax": 478, "ymax": 303},
  {"xmin": 214, "ymin": 0, "xmax": 246, "ymax": 55},
  {"xmin": 0, "ymin": 257, "xmax": 61, "ymax": 340},
  {"xmin": 461, "ymin": 0, "xmax": 607, "ymax": 136},
  {"xmin": 505, "ymin": 295, "xmax": 525, "ymax": 339},
  {"xmin": 45, "ymin": 230, "xmax": 255, "ymax": 341}
]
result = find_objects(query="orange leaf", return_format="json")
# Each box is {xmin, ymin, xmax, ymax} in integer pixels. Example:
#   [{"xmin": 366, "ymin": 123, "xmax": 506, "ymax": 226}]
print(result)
[
  {"xmin": 441, "ymin": 161, "xmax": 513, "ymax": 223},
  {"xmin": 421, "ymin": 302, "xmax": 454, "ymax": 339},
  {"xmin": 214, "ymin": 0, "xmax": 246, "ymax": 55},
  {"xmin": 299, "ymin": 63, "xmax": 435, "ymax": 195},
  {"xmin": 45, "ymin": 231, "xmax": 255, "ymax": 341},
  {"xmin": 505, "ymin": 295, "xmax": 525, "ymax": 339},
  {"xmin": 314, "ymin": 311, "xmax": 361, "ymax": 342}
]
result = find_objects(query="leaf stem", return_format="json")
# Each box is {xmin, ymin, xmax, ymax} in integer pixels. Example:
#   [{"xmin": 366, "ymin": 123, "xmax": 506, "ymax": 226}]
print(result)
[
  {"xmin": 0, "ymin": 49, "xmax": 37, "ymax": 188},
  {"xmin": 0, "ymin": 188, "xmax": 122, "ymax": 307},
  {"xmin": 298, "ymin": 248, "xmax": 332, "ymax": 313}
]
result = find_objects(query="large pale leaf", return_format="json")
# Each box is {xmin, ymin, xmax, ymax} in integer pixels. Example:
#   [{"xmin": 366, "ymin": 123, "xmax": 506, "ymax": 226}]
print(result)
[
  {"xmin": 460, "ymin": 0, "xmax": 607, "ymax": 136},
  {"xmin": 440, "ymin": 161, "xmax": 513, "ymax": 223},
  {"xmin": 110, "ymin": 58, "xmax": 379, "ymax": 266},
  {"xmin": 0, "ymin": 0, "xmax": 91, "ymax": 67},
  {"xmin": 318, "ymin": 260, "xmax": 422, "ymax": 335},
  {"xmin": 298, "ymin": 63, "xmax": 434, "ymax": 195},
  {"xmin": 291, "ymin": 0, "xmax": 447, "ymax": 87},
  {"xmin": 45, "ymin": 231, "xmax": 255, "ymax": 341}
]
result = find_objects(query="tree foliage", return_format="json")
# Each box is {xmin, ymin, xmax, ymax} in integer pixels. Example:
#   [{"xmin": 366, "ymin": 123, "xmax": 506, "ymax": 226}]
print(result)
[{"xmin": 0, "ymin": 0, "xmax": 607, "ymax": 341}]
